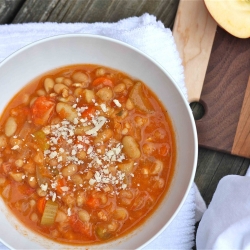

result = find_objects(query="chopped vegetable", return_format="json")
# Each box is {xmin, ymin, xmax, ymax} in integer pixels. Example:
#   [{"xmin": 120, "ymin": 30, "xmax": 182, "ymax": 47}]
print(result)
[
  {"xmin": 10, "ymin": 105, "xmax": 30, "ymax": 124},
  {"xmin": 116, "ymin": 110, "xmax": 123, "ymax": 116},
  {"xmin": 56, "ymin": 178, "xmax": 66, "ymax": 194},
  {"xmin": 117, "ymin": 95, "xmax": 127, "ymax": 103},
  {"xmin": 129, "ymin": 82, "xmax": 153, "ymax": 113},
  {"xmin": 31, "ymin": 96, "xmax": 55, "ymax": 126},
  {"xmin": 37, "ymin": 197, "xmax": 47, "ymax": 214},
  {"xmin": 92, "ymin": 77, "xmax": 113, "ymax": 87},
  {"xmin": 33, "ymin": 130, "xmax": 49, "ymax": 150},
  {"xmin": 81, "ymin": 106, "xmax": 96, "ymax": 119},
  {"xmin": 36, "ymin": 165, "xmax": 50, "ymax": 186},
  {"xmin": 95, "ymin": 224, "xmax": 113, "ymax": 240},
  {"xmin": 40, "ymin": 200, "xmax": 58, "ymax": 226},
  {"xmin": 18, "ymin": 183, "xmax": 35, "ymax": 196}
]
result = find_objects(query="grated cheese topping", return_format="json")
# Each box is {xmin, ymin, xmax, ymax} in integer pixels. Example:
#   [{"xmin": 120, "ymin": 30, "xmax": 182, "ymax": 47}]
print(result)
[{"xmin": 34, "ymin": 101, "xmax": 133, "ymax": 205}]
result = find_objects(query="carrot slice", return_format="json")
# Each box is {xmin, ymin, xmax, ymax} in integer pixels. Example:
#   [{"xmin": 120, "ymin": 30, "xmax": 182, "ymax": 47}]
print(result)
[
  {"xmin": 81, "ymin": 106, "xmax": 96, "ymax": 120},
  {"xmin": 18, "ymin": 183, "xmax": 35, "ymax": 196},
  {"xmin": 92, "ymin": 77, "xmax": 113, "ymax": 87},
  {"xmin": 56, "ymin": 178, "xmax": 67, "ymax": 194},
  {"xmin": 117, "ymin": 95, "xmax": 127, "ymax": 103},
  {"xmin": 31, "ymin": 96, "xmax": 55, "ymax": 126},
  {"xmin": 10, "ymin": 106, "xmax": 30, "ymax": 124},
  {"xmin": 37, "ymin": 197, "xmax": 47, "ymax": 214}
]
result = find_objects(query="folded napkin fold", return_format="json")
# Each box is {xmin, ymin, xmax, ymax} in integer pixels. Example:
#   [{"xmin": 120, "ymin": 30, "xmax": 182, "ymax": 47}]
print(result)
[
  {"xmin": 196, "ymin": 172, "xmax": 250, "ymax": 249},
  {"xmin": 0, "ymin": 13, "xmax": 196, "ymax": 249}
]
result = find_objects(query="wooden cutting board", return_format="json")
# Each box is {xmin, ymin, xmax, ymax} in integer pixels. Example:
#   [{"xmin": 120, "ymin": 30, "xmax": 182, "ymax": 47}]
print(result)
[{"xmin": 173, "ymin": 0, "xmax": 250, "ymax": 158}]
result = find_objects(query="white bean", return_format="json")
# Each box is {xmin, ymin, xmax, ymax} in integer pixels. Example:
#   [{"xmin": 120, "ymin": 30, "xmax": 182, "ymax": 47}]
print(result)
[
  {"xmin": 57, "ymin": 95, "xmax": 75, "ymax": 104},
  {"xmin": 30, "ymin": 213, "xmax": 39, "ymax": 223},
  {"xmin": 44, "ymin": 78, "xmax": 55, "ymax": 93},
  {"xmin": 95, "ymin": 68, "xmax": 106, "ymax": 77},
  {"xmin": 54, "ymin": 83, "xmax": 69, "ymax": 95},
  {"xmin": 62, "ymin": 164, "xmax": 78, "ymax": 177},
  {"xmin": 5, "ymin": 117, "xmax": 17, "ymax": 137},
  {"xmin": 37, "ymin": 89, "xmax": 46, "ymax": 96},
  {"xmin": 55, "ymin": 77, "xmax": 64, "ymax": 84},
  {"xmin": 76, "ymin": 151, "xmax": 86, "ymax": 160},
  {"xmin": 2, "ymin": 184, "xmax": 10, "ymax": 199},
  {"xmin": 123, "ymin": 78, "xmax": 134, "ymax": 88},
  {"xmin": 36, "ymin": 187, "xmax": 47, "ymax": 197},
  {"xmin": 122, "ymin": 136, "xmax": 141, "ymax": 159},
  {"xmin": 83, "ymin": 89, "xmax": 95, "ymax": 103},
  {"xmin": 22, "ymin": 94, "xmax": 30, "ymax": 105},
  {"xmin": 71, "ymin": 174, "xmax": 83, "ymax": 185},
  {"xmin": 27, "ymin": 175, "xmax": 37, "ymax": 188},
  {"xmin": 29, "ymin": 199, "xmax": 36, "ymax": 207},
  {"xmin": 29, "ymin": 97, "xmax": 37, "ymax": 107},
  {"xmin": 63, "ymin": 78, "xmax": 72, "ymax": 86},
  {"xmin": 113, "ymin": 207, "xmax": 128, "ymax": 220},
  {"xmin": 78, "ymin": 209, "xmax": 90, "ymax": 222},
  {"xmin": 96, "ymin": 87, "xmax": 113, "ymax": 101},
  {"xmin": 94, "ymin": 129, "xmax": 113, "ymax": 144},
  {"xmin": 15, "ymin": 159, "xmax": 23, "ymax": 169},
  {"xmin": 76, "ymin": 192, "xmax": 87, "ymax": 207},
  {"xmin": 118, "ymin": 161, "xmax": 134, "ymax": 174},
  {"xmin": 114, "ymin": 83, "xmax": 126, "ymax": 93},
  {"xmin": 125, "ymin": 98, "xmax": 134, "ymax": 110},
  {"xmin": 72, "ymin": 72, "xmax": 89, "ymax": 83},
  {"xmin": 55, "ymin": 210, "xmax": 67, "ymax": 223},
  {"xmin": 56, "ymin": 102, "xmax": 78, "ymax": 122}
]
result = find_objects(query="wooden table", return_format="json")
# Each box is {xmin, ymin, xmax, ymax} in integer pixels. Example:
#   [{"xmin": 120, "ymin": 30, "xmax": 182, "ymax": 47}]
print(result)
[{"xmin": 1, "ymin": 0, "xmax": 250, "ymax": 231}]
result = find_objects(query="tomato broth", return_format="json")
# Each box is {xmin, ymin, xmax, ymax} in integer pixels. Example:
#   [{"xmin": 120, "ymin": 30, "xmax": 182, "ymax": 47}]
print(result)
[{"xmin": 0, "ymin": 64, "xmax": 176, "ymax": 245}]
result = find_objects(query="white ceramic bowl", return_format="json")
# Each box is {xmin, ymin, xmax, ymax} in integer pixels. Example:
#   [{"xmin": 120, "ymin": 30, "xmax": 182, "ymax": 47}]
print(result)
[{"xmin": 0, "ymin": 34, "xmax": 197, "ymax": 249}]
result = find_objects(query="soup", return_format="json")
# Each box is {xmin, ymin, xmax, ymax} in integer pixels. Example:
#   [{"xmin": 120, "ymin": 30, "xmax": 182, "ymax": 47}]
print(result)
[{"xmin": 0, "ymin": 64, "xmax": 176, "ymax": 245}]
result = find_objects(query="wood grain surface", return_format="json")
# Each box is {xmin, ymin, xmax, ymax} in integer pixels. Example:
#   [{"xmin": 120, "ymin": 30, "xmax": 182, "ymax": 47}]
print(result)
[
  {"xmin": 173, "ymin": 0, "xmax": 217, "ymax": 102},
  {"xmin": 197, "ymin": 27, "xmax": 250, "ymax": 157},
  {"xmin": 174, "ymin": 0, "xmax": 250, "ymax": 158},
  {"xmin": 11, "ymin": 0, "xmax": 179, "ymax": 28},
  {"xmin": 232, "ymin": 77, "xmax": 250, "ymax": 156}
]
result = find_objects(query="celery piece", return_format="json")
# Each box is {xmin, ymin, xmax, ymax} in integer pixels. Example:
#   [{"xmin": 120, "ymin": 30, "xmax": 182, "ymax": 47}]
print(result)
[
  {"xmin": 41, "ymin": 200, "xmax": 58, "ymax": 226},
  {"xmin": 95, "ymin": 225, "xmax": 112, "ymax": 240},
  {"xmin": 33, "ymin": 130, "xmax": 49, "ymax": 150}
]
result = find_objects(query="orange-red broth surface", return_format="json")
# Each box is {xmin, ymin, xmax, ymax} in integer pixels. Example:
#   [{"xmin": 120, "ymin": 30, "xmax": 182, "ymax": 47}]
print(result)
[{"xmin": 0, "ymin": 65, "xmax": 176, "ymax": 245}]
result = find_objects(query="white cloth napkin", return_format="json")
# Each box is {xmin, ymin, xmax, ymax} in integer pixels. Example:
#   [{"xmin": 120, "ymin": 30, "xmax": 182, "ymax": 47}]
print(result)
[
  {"xmin": 0, "ymin": 13, "xmax": 197, "ymax": 249},
  {"xmin": 196, "ymin": 172, "xmax": 250, "ymax": 249}
]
